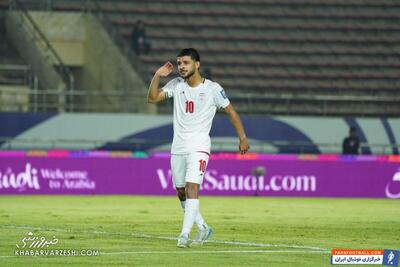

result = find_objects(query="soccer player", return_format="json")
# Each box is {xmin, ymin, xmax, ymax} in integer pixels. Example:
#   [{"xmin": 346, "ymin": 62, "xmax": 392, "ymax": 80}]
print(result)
[{"xmin": 147, "ymin": 48, "xmax": 249, "ymax": 248}]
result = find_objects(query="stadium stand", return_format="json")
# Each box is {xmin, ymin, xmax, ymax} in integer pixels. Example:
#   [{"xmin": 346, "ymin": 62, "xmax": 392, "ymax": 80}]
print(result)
[
  {"xmin": 1, "ymin": 0, "xmax": 400, "ymax": 115},
  {"xmin": 0, "ymin": 8, "xmax": 30, "ymax": 86},
  {"xmin": 0, "ymin": 6, "xmax": 32, "ymax": 112}
]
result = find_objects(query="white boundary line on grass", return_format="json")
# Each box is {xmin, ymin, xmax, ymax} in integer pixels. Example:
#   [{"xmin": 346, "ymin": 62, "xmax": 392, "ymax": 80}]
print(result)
[
  {"xmin": 0, "ymin": 250, "xmax": 330, "ymax": 258},
  {"xmin": 103, "ymin": 250, "xmax": 330, "ymax": 255},
  {"xmin": 1, "ymin": 224, "xmax": 329, "ymax": 253}
]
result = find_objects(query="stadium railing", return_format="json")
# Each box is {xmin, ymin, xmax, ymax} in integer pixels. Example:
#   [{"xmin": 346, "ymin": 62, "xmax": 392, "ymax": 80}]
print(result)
[
  {"xmin": 0, "ymin": 64, "xmax": 33, "ymax": 86},
  {"xmin": 0, "ymin": 136, "xmax": 399, "ymax": 155},
  {"xmin": 2, "ymin": 87, "xmax": 400, "ymax": 115},
  {"xmin": 9, "ymin": 0, "xmax": 75, "ymax": 92}
]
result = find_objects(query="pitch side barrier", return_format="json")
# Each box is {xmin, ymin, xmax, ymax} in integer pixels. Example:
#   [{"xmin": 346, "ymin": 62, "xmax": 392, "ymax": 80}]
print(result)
[{"xmin": 0, "ymin": 151, "xmax": 399, "ymax": 199}]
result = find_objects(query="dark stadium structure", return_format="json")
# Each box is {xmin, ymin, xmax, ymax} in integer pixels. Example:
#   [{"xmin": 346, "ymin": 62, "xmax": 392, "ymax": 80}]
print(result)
[{"xmin": 1, "ymin": 0, "xmax": 400, "ymax": 116}]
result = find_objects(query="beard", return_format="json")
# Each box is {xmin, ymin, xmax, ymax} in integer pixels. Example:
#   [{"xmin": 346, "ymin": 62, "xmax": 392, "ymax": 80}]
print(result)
[{"xmin": 180, "ymin": 69, "xmax": 195, "ymax": 79}]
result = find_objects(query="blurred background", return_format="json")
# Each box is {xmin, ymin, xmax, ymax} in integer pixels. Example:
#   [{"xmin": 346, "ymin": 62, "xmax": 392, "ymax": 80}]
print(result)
[{"xmin": 0, "ymin": 0, "xmax": 399, "ymax": 155}]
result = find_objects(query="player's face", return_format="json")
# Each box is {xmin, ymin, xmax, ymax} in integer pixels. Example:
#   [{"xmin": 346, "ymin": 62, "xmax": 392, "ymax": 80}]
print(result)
[{"xmin": 177, "ymin": 56, "xmax": 199, "ymax": 79}]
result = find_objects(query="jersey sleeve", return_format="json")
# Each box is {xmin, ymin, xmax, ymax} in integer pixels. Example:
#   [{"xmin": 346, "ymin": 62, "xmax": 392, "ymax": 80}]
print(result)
[
  {"xmin": 162, "ymin": 78, "xmax": 179, "ymax": 98},
  {"xmin": 213, "ymin": 83, "xmax": 230, "ymax": 109}
]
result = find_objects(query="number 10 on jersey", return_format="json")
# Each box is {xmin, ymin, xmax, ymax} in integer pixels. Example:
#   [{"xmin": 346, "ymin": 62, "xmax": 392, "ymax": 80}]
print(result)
[{"xmin": 185, "ymin": 101, "xmax": 194, "ymax": 113}]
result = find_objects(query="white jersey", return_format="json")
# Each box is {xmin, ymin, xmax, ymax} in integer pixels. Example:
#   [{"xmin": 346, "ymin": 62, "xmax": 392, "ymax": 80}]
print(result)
[{"xmin": 162, "ymin": 77, "xmax": 230, "ymax": 154}]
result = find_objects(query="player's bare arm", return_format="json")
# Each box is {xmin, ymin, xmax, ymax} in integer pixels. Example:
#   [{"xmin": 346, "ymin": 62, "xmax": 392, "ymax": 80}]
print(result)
[
  {"xmin": 147, "ymin": 61, "xmax": 174, "ymax": 104},
  {"xmin": 223, "ymin": 104, "xmax": 250, "ymax": 154}
]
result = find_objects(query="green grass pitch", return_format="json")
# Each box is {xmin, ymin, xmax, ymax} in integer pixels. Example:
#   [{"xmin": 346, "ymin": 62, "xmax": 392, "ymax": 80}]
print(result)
[{"xmin": 0, "ymin": 196, "xmax": 399, "ymax": 267}]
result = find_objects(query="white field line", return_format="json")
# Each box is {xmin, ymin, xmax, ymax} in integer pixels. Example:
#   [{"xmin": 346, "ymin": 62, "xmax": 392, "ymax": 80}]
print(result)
[
  {"xmin": 103, "ymin": 250, "xmax": 330, "ymax": 255},
  {"xmin": 0, "ymin": 250, "xmax": 330, "ymax": 258},
  {"xmin": 1, "ymin": 224, "xmax": 329, "ymax": 253}
]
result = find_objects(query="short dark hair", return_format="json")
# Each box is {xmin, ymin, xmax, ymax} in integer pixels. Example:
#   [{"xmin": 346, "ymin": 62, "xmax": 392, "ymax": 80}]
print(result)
[{"xmin": 177, "ymin": 48, "xmax": 200, "ymax": 62}]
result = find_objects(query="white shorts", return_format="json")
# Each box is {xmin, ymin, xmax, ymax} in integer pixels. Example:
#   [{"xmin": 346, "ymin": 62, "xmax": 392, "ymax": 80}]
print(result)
[{"xmin": 171, "ymin": 152, "xmax": 210, "ymax": 188}]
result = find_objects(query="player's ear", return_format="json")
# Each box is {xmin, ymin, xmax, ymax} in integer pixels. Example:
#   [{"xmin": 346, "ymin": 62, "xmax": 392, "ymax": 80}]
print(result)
[{"xmin": 196, "ymin": 61, "xmax": 200, "ymax": 70}]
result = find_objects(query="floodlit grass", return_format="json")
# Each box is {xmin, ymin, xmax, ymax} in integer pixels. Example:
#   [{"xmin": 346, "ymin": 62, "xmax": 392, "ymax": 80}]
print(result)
[{"xmin": 0, "ymin": 196, "xmax": 399, "ymax": 266}]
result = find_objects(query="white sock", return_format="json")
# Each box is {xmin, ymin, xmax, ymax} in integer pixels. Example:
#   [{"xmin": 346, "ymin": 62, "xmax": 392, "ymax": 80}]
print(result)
[
  {"xmin": 180, "ymin": 199, "xmax": 199, "ymax": 236},
  {"xmin": 181, "ymin": 201, "xmax": 208, "ymax": 230}
]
